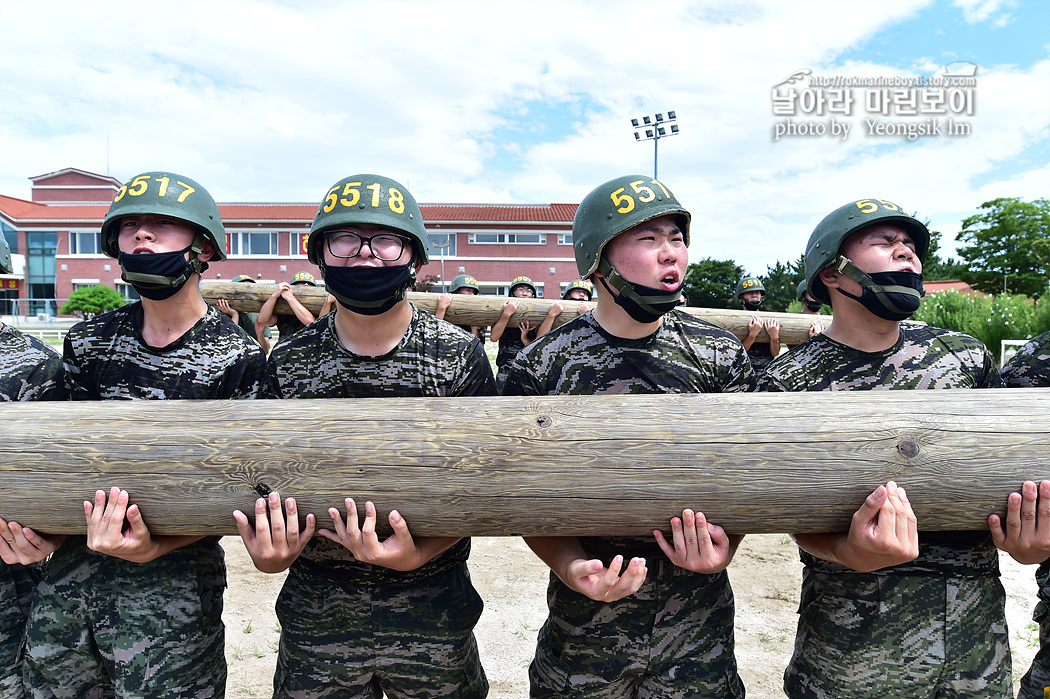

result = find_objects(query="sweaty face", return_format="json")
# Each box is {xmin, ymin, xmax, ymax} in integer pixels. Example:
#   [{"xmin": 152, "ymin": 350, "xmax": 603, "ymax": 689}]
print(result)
[
  {"xmin": 602, "ymin": 215, "xmax": 687, "ymax": 291},
  {"xmin": 322, "ymin": 224, "xmax": 414, "ymax": 268},
  {"xmin": 117, "ymin": 215, "xmax": 199, "ymax": 255},
  {"xmin": 839, "ymin": 223, "xmax": 922, "ymax": 276},
  {"xmin": 824, "ymin": 222, "xmax": 922, "ymax": 299}
]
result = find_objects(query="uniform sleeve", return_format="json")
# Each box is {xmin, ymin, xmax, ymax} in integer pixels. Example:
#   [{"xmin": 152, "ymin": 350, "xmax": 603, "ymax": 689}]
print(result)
[
  {"xmin": 450, "ymin": 338, "xmax": 497, "ymax": 397},
  {"xmin": 976, "ymin": 345, "xmax": 1005, "ymax": 389},
  {"xmin": 62, "ymin": 333, "xmax": 97, "ymax": 401},
  {"xmin": 721, "ymin": 343, "xmax": 757, "ymax": 393},
  {"xmin": 218, "ymin": 344, "xmax": 267, "ymax": 399},
  {"xmin": 1000, "ymin": 335, "xmax": 1050, "ymax": 388},
  {"xmin": 20, "ymin": 345, "xmax": 67, "ymax": 402},
  {"xmin": 501, "ymin": 356, "xmax": 544, "ymax": 396}
]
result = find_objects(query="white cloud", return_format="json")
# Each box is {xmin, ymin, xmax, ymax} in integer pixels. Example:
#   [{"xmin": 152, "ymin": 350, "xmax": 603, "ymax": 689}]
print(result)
[{"xmin": 0, "ymin": 0, "xmax": 1046, "ymax": 276}]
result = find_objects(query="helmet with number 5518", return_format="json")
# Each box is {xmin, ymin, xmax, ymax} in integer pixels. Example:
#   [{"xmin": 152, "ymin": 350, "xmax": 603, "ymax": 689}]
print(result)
[{"xmin": 307, "ymin": 174, "xmax": 428, "ymax": 266}]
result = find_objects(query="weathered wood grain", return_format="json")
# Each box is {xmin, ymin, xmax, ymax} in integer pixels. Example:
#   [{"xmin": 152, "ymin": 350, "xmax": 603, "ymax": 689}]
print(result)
[
  {"xmin": 1, "ymin": 389, "xmax": 1044, "ymax": 537},
  {"xmin": 200, "ymin": 281, "xmax": 830, "ymax": 344}
]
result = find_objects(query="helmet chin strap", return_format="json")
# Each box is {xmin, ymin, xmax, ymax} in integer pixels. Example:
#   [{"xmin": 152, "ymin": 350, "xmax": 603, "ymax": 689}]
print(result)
[
  {"xmin": 595, "ymin": 257, "xmax": 683, "ymax": 322},
  {"xmin": 830, "ymin": 255, "xmax": 924, "ymax": 315}
]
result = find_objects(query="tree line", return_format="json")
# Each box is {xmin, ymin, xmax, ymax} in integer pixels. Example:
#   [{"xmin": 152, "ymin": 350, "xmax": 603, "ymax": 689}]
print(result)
[{"xmin": 684, "ymin": 197, "xmax": 1050, "ymax": 314}]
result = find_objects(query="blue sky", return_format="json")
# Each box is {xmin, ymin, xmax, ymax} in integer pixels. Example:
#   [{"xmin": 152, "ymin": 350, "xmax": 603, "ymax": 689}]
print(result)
[{"xmin": 0, "ymin": 0, "xmax": 1046, "ymax": 277}]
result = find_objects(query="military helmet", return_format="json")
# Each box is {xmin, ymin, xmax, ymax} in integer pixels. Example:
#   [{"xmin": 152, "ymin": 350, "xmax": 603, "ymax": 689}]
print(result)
[
  {"xmin": 796, "ymin": 278, "xmax": 809, "ymax": 301},
  {"xmin": 231, "ymin": 274, "xmax": 255, "ymax": 283},
  {"xmin": 290, "ymin": 271, "xmax": 317, "ymax": 286},
  {"xmin": 572, "ymin": 174, "xmax": 690, "ymax": 278},
  {"xmin": 0, "ymin": 234, "xmax": 11, "ymax": 275},
  {"xmin": 805, "ymin": 198, "xmax": 929, "ymax": 304},
  {"xmin": 307, "ymin": 174, "xmax": 428, "ymax": 266},
  {"xmin": 101, "ymin": 171, "xmax": 226, "ymax": 262},
  {"xmin": 450, "ymin": 274, "xmax": 479, "ymax": 293},
  {"xmin": 562, "ymin": 279, "xmax": 593, "ymax": 300},
  {"xmin": 509, "ymin": 276, "xmax": 537, "ymax": 296},
  {"xmin": 735, "ymin": 276, "xmax": 765, "ymax": 299}
]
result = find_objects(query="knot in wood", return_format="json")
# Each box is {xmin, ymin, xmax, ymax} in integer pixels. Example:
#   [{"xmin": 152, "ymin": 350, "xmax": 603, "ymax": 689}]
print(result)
[
  {"xmin": 536, "ymin": 415, "xmax": 553, "ymax": 428},
  {"xmin": 897, "ymin": 440, "xmax": 920, "ymax": 459},
  {"xmin": 253, "ymin": 482, "xmax": 273, "ymax": 498}
]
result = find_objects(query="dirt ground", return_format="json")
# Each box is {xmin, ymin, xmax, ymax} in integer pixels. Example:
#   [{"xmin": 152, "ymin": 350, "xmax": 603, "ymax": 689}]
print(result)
[{"xmin": 221, "ymin": 533, "xmax": 1040, "ymax": 698}]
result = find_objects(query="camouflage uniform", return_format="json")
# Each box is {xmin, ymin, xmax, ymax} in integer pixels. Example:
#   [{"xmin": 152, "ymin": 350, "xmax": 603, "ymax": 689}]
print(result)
[
  {"xmin": 0, "ymin": 325, "xmax": 65, "ymax": 698},
  {"xmin": 745, "ymin": 343, "xmax": 774, "ymax": 376},
  {"xmin": 495, "ymin": 327, "xmax": 534, "ymax": 393},
  {"xmin": 24, "ymin": 303, "xmax": 265, "ymax": 699},
  {"xmin": 759, "ymin": 325, "xmax": 1010, "ymax": 699},
  {"xmin": 275, "ymin": 314, "xmax": 306, "ymax": 344},
  {"xmin": 265, "ymin": 306, "xmax": 494, "ymax": 699},
  {"xmin": 502, "ymin": 310, "xmax": 753, "ymax": 698},
  {"xmin": 999, "ymin": 330, "xmax": 1050, "ymax": 699}
]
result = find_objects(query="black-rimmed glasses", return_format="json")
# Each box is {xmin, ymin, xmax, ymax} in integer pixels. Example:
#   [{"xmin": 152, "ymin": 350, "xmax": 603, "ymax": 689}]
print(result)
[{"xmin": 325, "ymin": 231, "xmax": 410, "ymax": 261}]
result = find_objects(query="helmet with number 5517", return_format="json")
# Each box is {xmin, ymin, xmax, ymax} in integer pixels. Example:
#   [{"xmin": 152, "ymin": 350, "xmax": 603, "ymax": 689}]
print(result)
[
  {"xmin": 307, "ymin": 174, "xmax": 429, "ymax": 266},
  {"xmin": 805, "ymin": 198, "xmax": 928, "ymax": 304},
  {"xmin": 101, "ymin": 171, "xmax": 227, "ymax": 263},
  {"xmin": 572, "ymin": 174, "xmax": 690, "ymax": 278}
]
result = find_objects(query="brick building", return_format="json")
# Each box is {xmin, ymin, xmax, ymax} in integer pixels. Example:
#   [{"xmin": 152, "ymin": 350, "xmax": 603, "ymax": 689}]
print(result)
[{"xmin": 0, "ymin": 168, "xmax": 579, "ymax": 317}]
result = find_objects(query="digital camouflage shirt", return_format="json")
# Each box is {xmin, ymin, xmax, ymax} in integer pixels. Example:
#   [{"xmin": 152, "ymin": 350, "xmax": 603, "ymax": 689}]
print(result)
[
  {"xmin": 1000, "ymin": 330, "xmax": 1050, "ymax": 388},
  {"xmin": 265, "ymin": 305, "xmax": 497, "ymax": 584},
  {"xmin": 758, "ymin": 323, "xmax": 1003, "ymax": 575},
  {"xmin": 63, "ymin": 303, "xmax": 266, "ymax": 401},
  {"xmin": 0, "ymin": 324, "xmax": 65, "ymax": 402},
  {"xmin": 746, "ymin": 342, "xmax": 775, "ymax": 376},
  {"xmin": 503, "ymin": 309, "xmax": 754, "ymax": 559}
]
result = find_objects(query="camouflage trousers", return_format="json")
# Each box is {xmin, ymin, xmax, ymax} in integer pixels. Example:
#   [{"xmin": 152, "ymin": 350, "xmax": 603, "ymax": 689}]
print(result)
[
  {"xmin": 784, "ymin": 568, "xmax": 1010, "ymax": 698},
  {"xmin": 1018, "ymin": 559, "xmax": 1050, "ymax": 699},
  {"xmin": 529, "ymin": 565, "xmax": 744, "ymax": 698},
  {"xmin": 0, "ymin": 562, "xmax": 42, "ymax": 699},
  {"xmin": 22, "ymin": 539, "xmax": 227, "ymax": 699},
  {"xmin": 273, "ymin": 561, "xmax": 487, "ymax": 698}
]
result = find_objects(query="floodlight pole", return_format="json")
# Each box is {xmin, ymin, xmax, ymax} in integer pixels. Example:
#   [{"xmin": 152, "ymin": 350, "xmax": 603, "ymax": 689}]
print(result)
[{"xmin": 630, "ymin": 110, "xmax": 679, "ymax": 180}]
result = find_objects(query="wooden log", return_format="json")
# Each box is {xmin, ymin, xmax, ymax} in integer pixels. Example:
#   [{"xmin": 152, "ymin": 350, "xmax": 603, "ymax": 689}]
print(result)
[
  {"xmin": 200, "ymin": 281, "xmax": 832, "ymax": 344},
  {"xmin": 1, "ymin": 389, "xmax": 1045, "ymax": 537}
]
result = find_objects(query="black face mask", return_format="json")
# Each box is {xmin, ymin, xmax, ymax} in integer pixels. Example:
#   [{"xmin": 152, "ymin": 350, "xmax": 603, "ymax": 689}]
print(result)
[
  {"xmin": 322, "ymin": 263, "xmax": 415, "ymax": 316},
  {"xmin": 803, "ymin": 298, "xmax": 824, "ymax": 313},
  {"xmin": 742, "ymin": 298, "xmax": 763, "ymax": 311},
  {"xmin": 118, "ymin": 245, "xmax": 199, "ymax": 301},
  {"xmin": 596, "ymin": 273, "xmax": 684, "ymax": 324},
  {"xmin": 840, "ymin": 270, "xmax": 925, "ymax": 321}
]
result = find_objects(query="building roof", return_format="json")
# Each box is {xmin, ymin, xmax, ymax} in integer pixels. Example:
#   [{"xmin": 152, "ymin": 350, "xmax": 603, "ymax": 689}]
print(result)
[
  {"xmin": 0, "ymin": 194, "xmax": 108, "ymax": 222},
  {"xmin": 0, "ymin": 197, "xmax": 578, "ymax": 227},
  {"xmin": 925, "ymin": 279, "xmax": 980, "ymax": 294}
]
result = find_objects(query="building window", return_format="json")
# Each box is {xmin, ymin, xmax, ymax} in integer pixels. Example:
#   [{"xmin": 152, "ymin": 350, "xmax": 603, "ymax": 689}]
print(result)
[
  {"xmin": 228, "ymin": 231, "xmax": 278, "ymax": 256},
  {"xmin": 115, "ymin": 282, "xmax": 141, "ymax": 301},
  {"xmin": 558, "ymin": 234, "xmax": 573, "ymax": 246},
  {"xmin": 293, "ymin": 232, "xmax": 309, "ymax": 257},
  {"xmin": 70, "ymin": 231, "xmax": 103, "ymax": 255},
  {"xmin": 468, "ymin": 233, "xmax": 547, "ymax": 245},
  {"xmin": 1, "ymin": 222, "xmax": 16, "ymax": 254}
]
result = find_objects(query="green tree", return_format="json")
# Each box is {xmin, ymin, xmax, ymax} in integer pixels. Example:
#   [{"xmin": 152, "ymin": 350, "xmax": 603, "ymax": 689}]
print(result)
[
  {"xmin": 60, "ymin": 285, "xmax": 125, "ymax": 319},
  {"xmin": 922, "ymin": 229, "xmax": 968, "ymax": 281},
  {"xmin": 761, "ymin": 257, "xmax": 805, "ymax": 312},
  {"xmin": 956, "ymin": 198, "xmax": 1050, "ymax": 296},
  {"xmin": 682, "ymin": 258, "xmax": 744, "ymax": 309}
]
